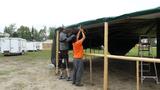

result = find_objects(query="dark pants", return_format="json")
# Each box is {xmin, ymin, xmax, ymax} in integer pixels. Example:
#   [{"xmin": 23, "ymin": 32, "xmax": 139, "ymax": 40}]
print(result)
[
  {"xmin": 72, "ymin": 59, "xmax": 84, "ymax": 84},
  {"xmin": 59, "ymin": 50, "xmax": 69, "ymax": 69}
]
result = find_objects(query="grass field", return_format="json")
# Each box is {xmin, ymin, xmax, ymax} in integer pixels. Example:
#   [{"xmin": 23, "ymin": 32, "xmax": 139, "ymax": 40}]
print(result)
[
  {"xmin": 126, "ymin": 46, "xmax": 157, "ymax": 57},
  {"xmin": 0, "ymin": 50, "xmax": 51, "ymax": 61},
  {"xmin": 82, "ymin": 46, "xmax": 157, "ymax": 57}
]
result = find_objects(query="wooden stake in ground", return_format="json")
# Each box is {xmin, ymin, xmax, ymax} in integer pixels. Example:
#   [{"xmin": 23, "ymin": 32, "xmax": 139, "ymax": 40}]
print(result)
[
  {"xmin": 56, "ymin": 30, "xmax": 59, "ymax": 74},
  {"xmin": 136, "ymin": 61, "xmax": 140, "ymax": 90},
  {"xmin": 89, "ymin": 48, "xmax": 93, "ymax": 85},
  {"xmin": 103, "ymin": 22, "xmax": 109, "ymax": 90}
]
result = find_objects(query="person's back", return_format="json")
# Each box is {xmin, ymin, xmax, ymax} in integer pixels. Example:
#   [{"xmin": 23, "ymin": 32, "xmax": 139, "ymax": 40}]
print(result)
[
  {"xmin": 59, "ymin": 31, "xmax": 69, "ymax": 50},
  {"xmin": 72, "ymin": 39, "xmax": 83, "ymax": 59},
  {"xmin": 72, "ymin": 27, "xmax": 86, "ymax": 86},
  {"xmin": 59, "ymin": 29, "xmax": 75, "ymax": 80}
]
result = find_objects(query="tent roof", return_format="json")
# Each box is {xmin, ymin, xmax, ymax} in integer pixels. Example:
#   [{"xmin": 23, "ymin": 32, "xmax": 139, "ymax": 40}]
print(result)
[
  {"xmin": 64, "ymin": 7, "xmax": 160, "ymax": 55},
  {"xmin": 67, "ymin": 7, "xmax": 160, "ymax": 29}
]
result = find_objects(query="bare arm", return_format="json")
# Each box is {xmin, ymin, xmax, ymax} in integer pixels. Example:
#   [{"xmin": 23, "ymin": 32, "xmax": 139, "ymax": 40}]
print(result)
[
  {"xmin": 76, "ymin": 30, "xmax": 81, "ymax": 40},
  {"xmin": 80, "ymin": 28, "xmax": 86, "ymax": 42}
]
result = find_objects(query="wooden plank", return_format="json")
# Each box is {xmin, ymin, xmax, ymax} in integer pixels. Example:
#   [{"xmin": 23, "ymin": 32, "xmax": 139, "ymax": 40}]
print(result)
[
  {"xmin": 136, "ymin": 61, "xmax": 140, "ymax": 90},
  {"xmin": 84, "ymin": 53, "xmax": 104, "ymax": 57},
  {"xmin": 84, "ymin": 53, "xmax": 160, "ymax": 63},
  {"xmin": 89, "ymin": 55, "xmax": 93, "ymax": 85},
  {"xmin": 56, "ymin": 30, "xmax": 59, "ymax": 74},
  {"xmin": 108, "ymin": 55, "xmax": 160, "ymax": 63},
  {"xmin": 103, "ymin": 22, "xmax": 109, "ymax": 90}
]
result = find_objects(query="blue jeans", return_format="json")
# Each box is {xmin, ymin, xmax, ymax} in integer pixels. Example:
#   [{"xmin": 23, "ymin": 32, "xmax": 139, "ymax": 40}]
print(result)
[{"xmin": 72, "ymin": 59, "xmax": 84, "ymax": 84}]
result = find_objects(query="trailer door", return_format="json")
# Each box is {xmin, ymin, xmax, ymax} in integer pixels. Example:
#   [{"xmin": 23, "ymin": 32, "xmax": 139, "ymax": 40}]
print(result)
[
  {"xmin": 10, "ymin": 39, "xmax": 19, "ymax": 53},
  {"xmin": 2, "ymin": 38, "xmax": 10, "ymax": 53}
]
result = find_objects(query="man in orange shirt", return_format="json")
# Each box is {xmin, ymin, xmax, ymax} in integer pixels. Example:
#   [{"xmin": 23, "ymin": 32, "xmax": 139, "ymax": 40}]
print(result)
[{"xmin": 72, "ymin": 27, "xmax": 86, "ymax": 86}]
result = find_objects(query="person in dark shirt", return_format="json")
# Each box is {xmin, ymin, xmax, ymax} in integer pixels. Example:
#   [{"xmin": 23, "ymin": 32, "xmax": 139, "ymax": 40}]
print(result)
[{"xmin": 59, "ymin": 27, "xmax": 75, "ymax": 81}]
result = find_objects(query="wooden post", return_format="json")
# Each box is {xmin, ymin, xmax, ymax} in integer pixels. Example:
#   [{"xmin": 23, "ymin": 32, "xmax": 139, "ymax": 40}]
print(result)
[
  {"xmin": 89, "ymin": 49, "xmax": 93, "ymax": 85},
  {"xmin": 103, "ymin": 22, "xmax": 109, "ymax": 90},
  {"xmin": 56, "ymin": 30, "xmax": 59, "ymax": 74},
  {"xmin": 136, "ymin": 61, "xmax": 140, "ymax": 90}
]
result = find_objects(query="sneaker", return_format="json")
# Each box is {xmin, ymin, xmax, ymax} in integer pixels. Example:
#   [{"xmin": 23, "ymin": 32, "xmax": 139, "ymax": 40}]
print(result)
[
  {"xmin": 75, "ymin": 83, "xmax": 83, "ymax": 86},
  {"xmin": 66, "ymin": 77, "xmax": 72, "ymax": 81}
]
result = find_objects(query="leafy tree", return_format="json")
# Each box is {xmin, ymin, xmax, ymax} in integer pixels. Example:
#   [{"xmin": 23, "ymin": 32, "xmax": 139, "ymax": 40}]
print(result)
[
  {"xmin": 31, "ymin": 27, "xmax": 39, "ymax": 41},
  {"xmin": 12, "ymin": 32, "xmax": 18, "ymax": 37},
  {"xmin": 4, "ymin": 24, "xmax": 16, "ymax": 37},
  {"xmin": 39, "ymin": 26, "xmax": 47, "ymax": 41},
  {"xmin": 48, "ymin": 27, "xmax": 56, "ymax": 39},
  {"xmin": 17, "ymin": 25, "xmax": 31, "ymax": 40}
]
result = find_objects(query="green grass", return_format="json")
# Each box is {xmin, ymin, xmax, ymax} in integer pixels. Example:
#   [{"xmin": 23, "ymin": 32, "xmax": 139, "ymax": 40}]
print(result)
[
  {"xmin": 126, "ymin": 46, "xmax": 157, "ymax": 57},
  {"xmin": 0, "ymin": 69, "xmax": 18, "ymax": 75},
  {"xmin": 24, "ymin": 50, "xmax": 51, "ymax": 59},
  {"xmin": 0, "ymin": 50, "xmax": 51, "ymax": 61}
]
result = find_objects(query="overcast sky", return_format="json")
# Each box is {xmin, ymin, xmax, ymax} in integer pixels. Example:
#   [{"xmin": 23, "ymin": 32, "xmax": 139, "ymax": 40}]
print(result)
[{"xmin": 0, "ymin": 0, "xmax": 159, "ymax": 32}]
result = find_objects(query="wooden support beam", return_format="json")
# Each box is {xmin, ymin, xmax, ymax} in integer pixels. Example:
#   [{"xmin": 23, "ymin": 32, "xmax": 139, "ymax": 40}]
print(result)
[
  {"xmin": 84, "ymin": 53, "xmax": 160, "ymax": 63},
  {"xmin": 103, "ymin": 22, "xmax": 109, "ymax": 90},
  {"xmin": 56, "ymin": 30, "xmax": 59, "ymax": 74},
  {"xmin": 136, "ymin": 61, "xmax": 140, "ymax": 90},
  {"xmin": 89, "ymin": 48, "xmax": 93, "ymax": 85},
  {"xmin": 89, "ymin": 55, "xmax": 93, "ymax": 85},
  {"xmin": 108, "ymin": 55, "xmax": 160, "ymax": 63}
]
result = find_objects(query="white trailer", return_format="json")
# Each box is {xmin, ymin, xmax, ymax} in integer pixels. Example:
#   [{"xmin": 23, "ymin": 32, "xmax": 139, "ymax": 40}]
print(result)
[
  {"xmin": 0, "ymin": 38, "xmax": 27, "ymax": 55},
  {"xmin": 36, "ymin": 42, "xmax": 43, "ymax": 50},
  {"xmin": 0, "ymin": 38, "xmax": 2, "ymax": 53},
  {"xmin": 21, "ymin": 39, "xmax": 27, "ymax": 53},
  {"xmin": 26, "ymin": 42, "xmax": 37, "ymax": 51}
]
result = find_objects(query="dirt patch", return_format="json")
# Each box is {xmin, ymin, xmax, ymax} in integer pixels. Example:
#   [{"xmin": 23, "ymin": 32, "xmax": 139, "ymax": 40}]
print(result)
[{"xmin": 0, "ymin": 54, "xmax": 160, "ymax": 90}]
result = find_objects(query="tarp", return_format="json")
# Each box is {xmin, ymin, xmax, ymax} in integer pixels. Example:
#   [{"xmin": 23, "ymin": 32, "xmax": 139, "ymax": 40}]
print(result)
[
  {"xmin": 51, "ymin": 30, "xmax": 57, "ymax": 65},
  {"xmin": 67, "ymin": 7, "xmax": 160, "ymax": 28},
  {"xmin": 65, "ymin": 7, "xmax": 160, "ymax": 55},
  {"xmin": 51, "ymin": 7, "xmax": 160, "ymax": 64}
]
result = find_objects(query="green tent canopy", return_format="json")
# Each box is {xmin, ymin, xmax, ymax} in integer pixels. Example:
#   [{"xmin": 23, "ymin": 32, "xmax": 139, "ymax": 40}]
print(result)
[
  {"xmin": 51, "ymin": 7, "xmax": 160, "ymax": 65},
  {"xmin": 63, "ymin": 7, "xmax": 160, "ymax": 55}
]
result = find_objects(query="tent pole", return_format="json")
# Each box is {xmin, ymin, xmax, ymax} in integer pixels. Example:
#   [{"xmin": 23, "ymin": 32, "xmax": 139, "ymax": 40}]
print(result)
[
  {"xmin": 103, "ymin": 22, "xmax": 109, "ymax": 90},
  {"xmin": 56, "ymin": 30, "xmax": 59, "ymax": 74},
  {"xmin": 136, "ymin": 61, "xmax": 140, "ymax": 90},
  {"xmin": 89, "ymin": 49, "xmax": 93, "ymax": 85}
]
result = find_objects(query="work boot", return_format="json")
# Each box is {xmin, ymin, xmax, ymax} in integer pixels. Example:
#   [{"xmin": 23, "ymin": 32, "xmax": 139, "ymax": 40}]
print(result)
[{"xmin": 75, "ymin": 83, "xmax": 83, "ymax": 86}]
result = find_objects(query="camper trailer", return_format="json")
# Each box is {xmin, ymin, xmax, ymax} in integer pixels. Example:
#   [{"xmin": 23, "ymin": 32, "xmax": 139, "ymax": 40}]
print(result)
[
  {"xmin": 0, "ymin": 38, "xmax": 2, "ymax": 53},
  {"xmin": 36, "ymin": 42, "xmax": 43, "ymax": 50},
  {"xmin": 26, "ymin": 42, "xmax": 37, "ymax": 51},
  {"xmin": 21, "ymin": 39, "xmax": 27, "ymax": 53},
  {"xmin": 0, "ymin": 38, "xmax": 27, "ymax": 55}
]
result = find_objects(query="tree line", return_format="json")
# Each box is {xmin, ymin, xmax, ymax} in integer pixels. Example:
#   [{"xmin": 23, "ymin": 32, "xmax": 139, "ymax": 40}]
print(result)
[{"xmin": 3, "ymin": 24, "xmax": 56, "ymax": 41}]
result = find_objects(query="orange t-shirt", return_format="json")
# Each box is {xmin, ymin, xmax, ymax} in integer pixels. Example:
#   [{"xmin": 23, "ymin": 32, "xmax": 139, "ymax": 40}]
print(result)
[{"xmin": 72, "ymin": 39, "xmax": 84, "ymax": 59}]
